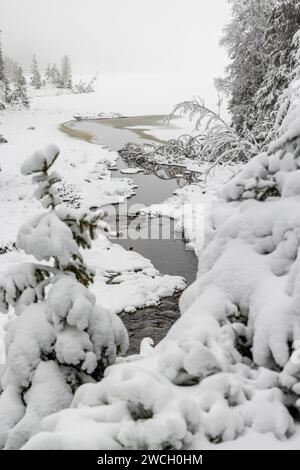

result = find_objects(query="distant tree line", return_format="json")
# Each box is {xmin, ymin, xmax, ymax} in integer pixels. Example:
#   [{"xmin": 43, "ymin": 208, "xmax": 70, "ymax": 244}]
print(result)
[
  {"xmin": 0, "ymin": 31, "xmax": 29, "ymax": 109},
  {"xmin": 34, "ymin": 55, "xmax": 73, "ymax": 90},
  {"xmin": 0, "ymin": 30, "xmax": 97, "ymax": 112}
]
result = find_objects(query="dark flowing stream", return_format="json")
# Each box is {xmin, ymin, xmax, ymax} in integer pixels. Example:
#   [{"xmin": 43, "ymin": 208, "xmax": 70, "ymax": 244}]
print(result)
[{"xmin": 60, "ymin": 115, "xmax": 199, "ymax": 353}]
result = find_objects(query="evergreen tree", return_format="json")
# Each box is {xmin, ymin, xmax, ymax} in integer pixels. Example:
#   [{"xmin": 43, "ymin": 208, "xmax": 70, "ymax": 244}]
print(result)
[
  {"xmin": 0, "ymin": 31, "xmax": 9, "ymax": 108},
  {"xmin": 216, "ymin": 0, "xmax": 274, "ymax": 140},
  {"xmin": 0, "ymin": 32, "xmax": 5, "ymax": 83},
  {"xmin": 4, "ymin": 57, "xmax": 29, "ymax": 108},
  {"xmin": 218, "ymin": 0, "xmax": 300, "ymax": 145},
  {"xmin": 60, "ymin": 55, "xmax": 72, "ymax": 89},
  {"xmin": 51, "ymin": 63, "xmax": 63, "ymax": 88},
  {"xmin": 0, "ymin": 133, "xmax": 7, "ymax": 144},
  {"xmin": 4, "ymin": 57, "xmax": 19, "ymax": 83},
  {"xmin": 0, "ymin": 145, "xmax": 128, "ymax": 449},
  {"xmin": 30, "ymin": 54, "xmax": 42, "ymax": 89},
  {"xmin": 7, "ymin": 65, "xmax": 30, "ymax": 108},
  {"xmin": 44, "ymin": 63, "xmax": 52, "ymax": 85},
  {"xmin": 254, "ymin": 0, "xmax": 300, "ymax": 136}
]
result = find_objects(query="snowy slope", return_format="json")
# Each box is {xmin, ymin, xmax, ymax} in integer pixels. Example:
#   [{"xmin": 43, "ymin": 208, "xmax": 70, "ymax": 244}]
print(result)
[
  {"xmin": 20, "ymin": 73, "xmax": 300, "ymax": 451},
  {"xmin": 0, "ymin": 87, "xmax": 187, "ymax": 367}
]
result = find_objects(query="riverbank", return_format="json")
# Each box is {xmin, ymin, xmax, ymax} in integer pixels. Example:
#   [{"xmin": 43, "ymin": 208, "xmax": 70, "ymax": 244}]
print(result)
[
  {"xmin": 0, "ymin": 89, "xmax": 235, "ymax": 362},
  {"xmin": 3, "ymin": 87, "xmax": 297, "ymax": 451},
  {"xmin": 0, "ymin": 89, "xmax": 200, "ymax": 363}
]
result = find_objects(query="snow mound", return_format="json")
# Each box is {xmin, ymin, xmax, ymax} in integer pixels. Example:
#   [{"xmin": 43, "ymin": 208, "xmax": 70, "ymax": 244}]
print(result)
[
  {"xmin": 23, "ymin": 366, "xmax": 200, "ymax": 450},
  {"xmin": 17, "ymin": 213, "xmax": 79, "ymax": 264},
  {"xmin": 0, "ymin": 146, "xmax": 129, "ymax": 449},
  {"xmin": 23, "ymin": 56, "xmax": 300, "ymax": 450}
]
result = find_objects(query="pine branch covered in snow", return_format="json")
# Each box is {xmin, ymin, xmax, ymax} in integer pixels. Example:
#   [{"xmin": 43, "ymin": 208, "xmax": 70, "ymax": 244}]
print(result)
[
  {"xmin": 130, "ymin": 97, "xmax": 259, "ymax": 174},
  {"xmin": 0, "ymin": 145, "xmax": 128, "ymax": 449},
  {"xmin": 4, "ymin": 57, "xmax": 30, "ymax": 108},
  {"xmin": 169, "ymin": 97, "xmax": 259, "ymax": 164},
  {"xmin": 217, "ymin": 0, "xmax": 300, "ymax": 145},
  {"xmin": 216, "ymin": 0, "xmax": 274, "ymax": 140},
  {"xmin": 21, "ymin": 26, "xmax": 300, "ymax": 451}
]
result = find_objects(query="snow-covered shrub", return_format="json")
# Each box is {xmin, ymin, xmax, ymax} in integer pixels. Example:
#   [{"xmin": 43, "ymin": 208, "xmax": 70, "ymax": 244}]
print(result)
[
  {"xmin": 0, "ymin": 145, "xmax": 128, "ymax": 449},
  {"xmin": 73, "ymin": 80, "xmax": 94, "ymax": 94},
  {"xmin": 119, "ymin": 135, "xmax": 204, "ymax": 167},
  {"xmin": 72, "ymin": 74, "xmax": 98, "ymax": 94},
  {"xmin": 123, "ymin": 98, "xmax": 259, "ymax": 178},
  {"xmin": 220, "ymin": 94, "xmax": 300, "ymax": 200},
  {"xmin": 22, "ymin": 52, "xmax": 300, "ymax": 450},
  {"xmin": 23, "ymin": 365, "xmax": 200, "ymax": 450},
  {"xmin": 0, "ymin": 134, "xmax": 7, "ymax": 145},
  {"xmin": 175, "ymin": 64, "xmax": 300, "ymax": 422},
  {"xmin": 6, "ymin": 67, "xmax": 29, "ymax": 109},
  {"xmin": 168, "ymin": 97, "xmax": 259, "ymax": 166},
  {"xmin": 4, "ymin": 58, "xmax": 30, "ymax": 109},
  {"xmin": 0, "ymin": 79, "xmax": 8, "ymax": 111},
  {"xmin": 30, "ymin": 55, "xmax": 42, "ymax": 90}
]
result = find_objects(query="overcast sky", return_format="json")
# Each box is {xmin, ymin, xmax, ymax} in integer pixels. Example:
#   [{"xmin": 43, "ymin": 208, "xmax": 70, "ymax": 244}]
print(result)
[{"xmin": 0, "ymin": 0, "xmax": 231, "ymax": 107}]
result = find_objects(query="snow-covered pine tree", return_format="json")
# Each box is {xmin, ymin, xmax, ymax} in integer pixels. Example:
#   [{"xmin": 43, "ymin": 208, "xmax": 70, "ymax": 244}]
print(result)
[
  {"xmin": 22, "ymin": 23, "xmax": 300, "ymax": 451},
  {"xmin": 7, "ymin": 65, "xmax": 29, "ymax": 108},
  {"xmin": 50, "ymin": 63, "xmax": 63, "ymax": 88},
  {"xmin": 0, "ymin": 145, "xmax": 128, "ymax": 449},
  {"xmin": 61, "ymin": 55, "xmax": 72, "ymax": 89},
  {"xmin": 4, "ymin": 57, "xmax": 19, "ymax": 83},
  {"xmin": 0, "ymin": 31, "xmax": 9, "ymax": 109},
  {"xmin": 0, "ymin": 134, "xmax": 7, "ymax": 144},
  {"xmin": 254, "ymin": 0, "xmax": 300, "ymax": 141},
  {"xmin": 30, "ymin": 54, "xmax": 42, "ymax": 89},
  {"xmin": 216, "ymin": 0, "xmax": 274, "ymax": 143},
  {"xmin": 44, "ymin": 63, "xmax": 52, "ymax": 85},
  {"xmin": 0, "ymin": 32, "xmax": 6, "ymax": 84}
]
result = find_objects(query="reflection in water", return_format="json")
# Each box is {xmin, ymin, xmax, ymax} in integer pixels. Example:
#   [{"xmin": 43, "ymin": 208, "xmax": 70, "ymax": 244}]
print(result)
[{"xmin": 124, "ymin": 158, "xmax": 202, "ymax": 189}]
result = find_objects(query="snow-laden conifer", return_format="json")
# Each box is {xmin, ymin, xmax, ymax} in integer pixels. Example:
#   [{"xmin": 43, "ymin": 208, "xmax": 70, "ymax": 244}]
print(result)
[
  {"xmin": 7, "ymin": 65, "xmax": 29, "ymax": 108},
  {"xmin": 60, "ymin": 55, "xmax": 72, "ymax": 89},
  {"xmin": 0, "ymin": 31, "xmax": 9, "ymax": 108},
  {"xmin": 30, "ymin": 55, "xmax": 42, "ymax": 90},
  {"xmin": 0, "ymin": 145, "xmax": 128, "ymax": 449},
  {"xmin": 22, "ymin": 25, "xmax": 300, "ymax": 453}
]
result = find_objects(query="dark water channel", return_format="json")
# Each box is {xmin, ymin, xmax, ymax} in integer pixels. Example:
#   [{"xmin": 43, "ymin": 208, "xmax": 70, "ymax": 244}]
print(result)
[{"xmin": 60, "ymin": 116, "xmax": 200, "ymax": 352}]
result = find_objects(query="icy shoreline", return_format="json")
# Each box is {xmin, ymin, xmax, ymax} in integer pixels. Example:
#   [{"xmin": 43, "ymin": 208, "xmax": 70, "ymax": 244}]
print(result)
[
  {"xmin": 0, "ymin": 91, "xmax": 190, "ymax": 364},
  {"xmin": 3, "ymin": 85, "xmax": 300, "ymax": 449}
]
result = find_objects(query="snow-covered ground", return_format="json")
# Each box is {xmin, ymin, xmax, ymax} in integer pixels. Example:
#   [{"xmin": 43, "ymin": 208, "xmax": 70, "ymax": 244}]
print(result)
[
  {"xmin": 143, "ymin": 165, "xmax": 237, "ymax": 254},
  {"xmin": 4, "ymin": 76, "xmax": 300, "ymax": 450},
  {"xmin": 0, "ymin": 84, "xmax": 190, "ymax": 365}
]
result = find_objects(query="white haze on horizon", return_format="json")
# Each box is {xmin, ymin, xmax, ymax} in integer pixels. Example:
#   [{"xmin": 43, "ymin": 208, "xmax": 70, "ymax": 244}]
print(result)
[{"xmin": 0, "ymin": 0, "xmax": 231, "ymax": 110}]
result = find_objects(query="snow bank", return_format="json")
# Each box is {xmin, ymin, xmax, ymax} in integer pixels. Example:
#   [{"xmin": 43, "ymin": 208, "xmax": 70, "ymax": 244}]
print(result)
[
  {"xmin": 0, "ymin": 95, "xmax": 135, "ymax": 249},
  {"xmin": 23, "ymin": 365, "xmax": 200, "ymax": 450},
  {"xmin": 143, "ymin": 164, "xmax": 234, "ymax": 253},
  {"xmin": 0, "ymin": 146, "xmax": 130, "ymax": 449},
  {"xmin": 0, "ymin": 86, "xmax": 188, "ymax": 371},
  {"xmin": 23, "ymin": 50, "xmax": 300, "ymax": 451}
]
